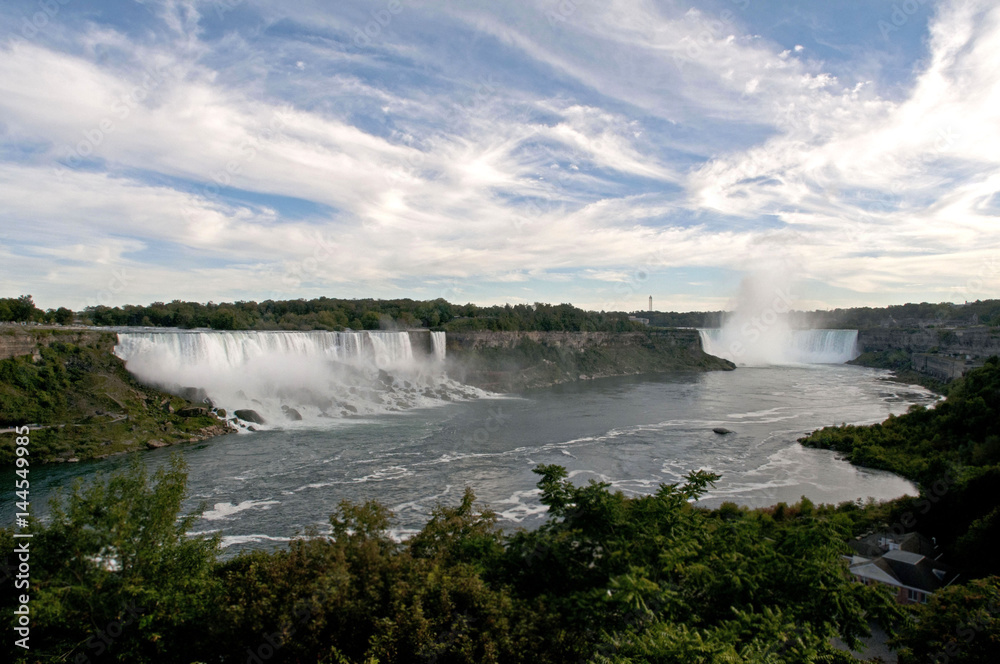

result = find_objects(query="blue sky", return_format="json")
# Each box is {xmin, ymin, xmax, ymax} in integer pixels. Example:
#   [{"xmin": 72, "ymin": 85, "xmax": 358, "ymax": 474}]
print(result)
[{"xmin": 1, "ymin": 0, "xmax": 998, "ymax": 312}]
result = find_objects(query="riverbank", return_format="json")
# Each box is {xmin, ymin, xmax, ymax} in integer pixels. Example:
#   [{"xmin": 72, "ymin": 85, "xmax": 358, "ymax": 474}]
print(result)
[
  {"xmin": 850, "ymin": 326, "xmax": 1000, "ymax": 388},
  {"xmin": 0, "ymin": 329, "xmax": 233, "ymax": 465}
]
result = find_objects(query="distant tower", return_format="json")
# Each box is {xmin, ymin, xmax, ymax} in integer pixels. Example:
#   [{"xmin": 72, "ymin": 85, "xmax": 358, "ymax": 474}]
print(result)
[{"xmin": 648, "ymin": 296, "xmax": 652, "ymax": 312}]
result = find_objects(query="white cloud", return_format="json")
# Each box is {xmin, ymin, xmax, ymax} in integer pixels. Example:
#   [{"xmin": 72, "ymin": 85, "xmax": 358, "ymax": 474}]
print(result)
[{"xmin": 1, "ymin": 0, "xmax": 998, "ymax": 310}]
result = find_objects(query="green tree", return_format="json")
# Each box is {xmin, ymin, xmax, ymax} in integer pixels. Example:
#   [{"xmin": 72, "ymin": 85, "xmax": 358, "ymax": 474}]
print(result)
[
  {"xmin": 895, "ymin": 576, "xmax": 1000, "ymax": 664},
  {"xmin": 2, "ymin": 456, "xmax": 220, "ymax": 663},
  {"xmin": 54, "ymin": 307, "xmax": 74, "ymax": 325},
  {"xmin": 5, "ymin": 295, "xmax": 40, "ymax": 322}
]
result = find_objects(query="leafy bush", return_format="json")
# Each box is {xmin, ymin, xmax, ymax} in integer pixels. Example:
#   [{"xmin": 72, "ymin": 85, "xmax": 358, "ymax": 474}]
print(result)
[{"xmin": 0, "ymin": 459, "xmax": 902, "ymax": 663}]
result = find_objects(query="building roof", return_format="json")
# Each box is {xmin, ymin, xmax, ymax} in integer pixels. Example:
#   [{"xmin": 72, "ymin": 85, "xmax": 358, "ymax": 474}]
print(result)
[
  {"xmin": 850, "ymin": 548, "xmax": 959, "ymax": 593},
  {"xmin": 848, "ymin": 530, "xmax": 937, "ymax": 559},
  {"xmin": 882, "ymin": 549, "xmax": 925, "ymax": 565}
]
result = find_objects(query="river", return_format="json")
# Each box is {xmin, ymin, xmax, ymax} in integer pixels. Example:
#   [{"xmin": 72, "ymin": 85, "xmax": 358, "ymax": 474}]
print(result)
[{"xmin": 3, "ymin": 363, "xmax": 937, "ymax": 556}]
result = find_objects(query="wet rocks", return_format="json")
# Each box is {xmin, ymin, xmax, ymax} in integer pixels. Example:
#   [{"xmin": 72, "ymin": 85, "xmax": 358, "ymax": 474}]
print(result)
[
  {"xmin": 235, "ymin": 409, "xmax": 266, "ymax": 424},
  {"xmin": 177, "ymin": 405, "xmax": 210, "ymax": 417}
]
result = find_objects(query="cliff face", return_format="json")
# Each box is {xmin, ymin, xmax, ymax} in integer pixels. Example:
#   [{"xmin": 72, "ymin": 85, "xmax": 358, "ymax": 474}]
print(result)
[
  {"xmin": 446, "ymin": 329, "xmax": 734, "ymax": 392},
  {"xmin": 855, "ymin": 326, "xmax": 1000, "ymax": 382},
  {"xmin": 0, "ymin": 327, "xmax": 113, "ymax": 359},
  {"xmin": 857, "ymin": 327, "xmax": 1000, "ymax": 356},
  {"xmin": 0, "ymin": 327, "xmax": 233, "ymax": 466}
]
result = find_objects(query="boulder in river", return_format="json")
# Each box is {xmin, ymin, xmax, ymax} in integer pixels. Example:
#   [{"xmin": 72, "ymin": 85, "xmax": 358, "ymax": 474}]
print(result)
[
  {"xmin": 235, "ymin": 409, "xmax": 266, "ymax": 425},
  {"xmin": 712, "ymin": 427, "xmax": 734, "ymax": 435}
]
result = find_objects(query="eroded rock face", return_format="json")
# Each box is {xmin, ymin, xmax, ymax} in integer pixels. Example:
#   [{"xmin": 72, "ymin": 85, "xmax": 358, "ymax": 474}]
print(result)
[
  {"xmin": 234, "ymin": 409, "xmax": 266, "ymax": 424},
  {"xmin": 445, "ymin": 330, "xmax": 734, "ymax": 392},
  {"xmin": 177, "ymin": 406, "xmax": 210, "ymax": 417},
  {"xmin": 178, "ymin": 386, "xmax": 211, "ymax": 403}
]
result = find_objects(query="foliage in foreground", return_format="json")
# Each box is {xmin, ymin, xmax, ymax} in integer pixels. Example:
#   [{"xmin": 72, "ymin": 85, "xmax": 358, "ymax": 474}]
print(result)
[
  {"xmin": 893, "ymin": 576, "xmax": 1000, "ymax": 664},
  {"xmin": 1, "ymin": 456, "xmax": 923, "ymax": 664}
]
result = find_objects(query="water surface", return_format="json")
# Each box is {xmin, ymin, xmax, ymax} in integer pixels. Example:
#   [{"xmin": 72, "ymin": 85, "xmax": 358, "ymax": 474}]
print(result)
[{"xmin": 4, "ymin": 365, "xmax": 936, "ymax": 555}]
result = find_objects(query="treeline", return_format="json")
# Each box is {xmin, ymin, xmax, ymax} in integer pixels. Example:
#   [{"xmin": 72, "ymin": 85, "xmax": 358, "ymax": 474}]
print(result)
[
  {"xmin": 800, "ymin": 357, "xmax": 1000, "ymax": 577},
  {"xmin": 10, "ymin": 291, "xmax": 1000, "ymax": 332},
  {"xmin": 640, "ymin": 310, "xmax": 722, "ymax": 328},
  {"xmin": 638, "ymin": 299, "xmax": 1000, "ymax": 330},
  {"xmin": 0, "ymin": 295, "xmax": 72, "ymax": 325},
  {"xmin": 804, "ymin": 299, "xmax": 1000, "ymax": 329},
  {"xmin": 81, "ymin": 298, "xmax": 646, "ymax": 333}
]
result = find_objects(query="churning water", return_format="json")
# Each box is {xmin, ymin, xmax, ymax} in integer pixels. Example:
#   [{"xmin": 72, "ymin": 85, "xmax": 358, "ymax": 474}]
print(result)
[
  {"xmin": 699, "ymin": 329, "xmax": 860, "ymax": 365},
  {"xmin": 5, "ymin": 346, "xmax": 937, "ymax": 555},
  {"xmin": 113, "ymin": 330, "xmax": 479, "ymax": 426}
]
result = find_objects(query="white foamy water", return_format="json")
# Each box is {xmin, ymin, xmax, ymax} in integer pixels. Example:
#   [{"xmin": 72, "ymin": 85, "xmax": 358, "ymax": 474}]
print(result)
[
  {"xmin": 699, "ymin": 328, "xmax": 860, "ymax": 365},
  {"xmin": 113, "ymin": 330, "xmax": 483, "ymax": 427},
  {"xmin": 201, "ymin": 499, "xmax": 280, "ymax": 521}
]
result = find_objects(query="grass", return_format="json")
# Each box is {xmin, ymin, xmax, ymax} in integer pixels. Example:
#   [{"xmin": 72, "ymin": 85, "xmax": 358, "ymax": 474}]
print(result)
[{"xmin": 0, "ymin": 331, "xmax": 228, "ymax": 465}]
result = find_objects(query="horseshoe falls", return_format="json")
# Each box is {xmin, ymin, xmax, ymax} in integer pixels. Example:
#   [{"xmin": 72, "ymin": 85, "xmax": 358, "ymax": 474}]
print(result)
[
  {"xmin": 113, "ymin": 330, "xmax": 484, "ymax": 427},
  {"xmin": 698, "ymin": 328, "xmax": 860, "ymax": 366}
]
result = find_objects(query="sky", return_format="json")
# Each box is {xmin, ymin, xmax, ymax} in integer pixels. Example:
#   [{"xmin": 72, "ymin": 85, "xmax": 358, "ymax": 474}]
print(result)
[{"xmin": 0, "ymin": 0, "xmax": 998, "ymax": 313}]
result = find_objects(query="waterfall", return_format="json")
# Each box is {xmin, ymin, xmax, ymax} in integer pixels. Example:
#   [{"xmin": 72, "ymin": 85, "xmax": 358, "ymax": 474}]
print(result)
[
  {"xmin": 699, "ymin": 328, "xmax": 859, "ymax": 366},
  {"xmin": 431, "ymin": 331, "xmax": 446, "ymax": 361},
  {"xmin": 114, "ymin": 330, "xmax": 480, "ymax": 428}
]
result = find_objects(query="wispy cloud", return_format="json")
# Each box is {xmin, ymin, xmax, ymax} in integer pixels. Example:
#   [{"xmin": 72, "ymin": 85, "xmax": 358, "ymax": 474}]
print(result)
[{"xmin": 0, "ymin": 0, "xmax": 997, "ymax": 310}]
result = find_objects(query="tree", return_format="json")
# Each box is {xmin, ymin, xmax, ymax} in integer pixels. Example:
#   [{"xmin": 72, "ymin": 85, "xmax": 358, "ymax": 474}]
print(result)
[
  {"xmin": 2, "ymin": 456, "xmax": 221, "ymax": 663},
  {"xmin": 895, "ymin": 576, "xmax": 1000, "ymax": 664},
  {"xmin": 54, "ymin": 307, "xmax": 74, "ymax": 325},
  {"xmin": 1, "ymin": 295, "xmax": 40, "ymax": 322}
]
